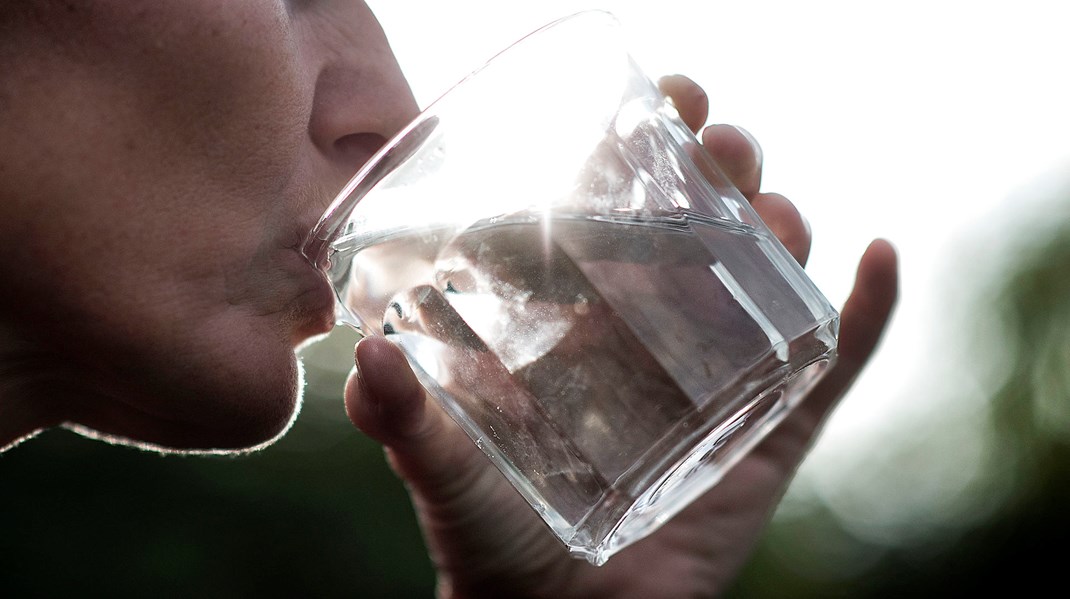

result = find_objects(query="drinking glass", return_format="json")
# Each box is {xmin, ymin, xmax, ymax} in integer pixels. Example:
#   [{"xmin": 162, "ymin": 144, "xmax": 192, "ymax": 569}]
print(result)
[{"xmin": 303, "ymin": 10, "xmax": 839, "ymax": 565}]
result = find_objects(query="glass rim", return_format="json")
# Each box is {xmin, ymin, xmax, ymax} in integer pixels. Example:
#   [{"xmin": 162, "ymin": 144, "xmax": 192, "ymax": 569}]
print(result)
[{"xmin": 300, "ymin": 9, "xmax": 623, "ymax": 269}]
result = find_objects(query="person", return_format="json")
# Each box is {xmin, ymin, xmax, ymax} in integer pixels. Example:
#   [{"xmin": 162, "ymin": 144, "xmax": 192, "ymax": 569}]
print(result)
[{"xmin": 0, "ymin": 1, "xmax": 898, "ymax": 597}]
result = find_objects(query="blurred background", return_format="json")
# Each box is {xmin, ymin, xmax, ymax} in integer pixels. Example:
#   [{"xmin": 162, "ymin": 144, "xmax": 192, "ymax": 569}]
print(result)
[{"xmin": 4, "ymin": 0, "xmax": 1069, "ymax": 595}]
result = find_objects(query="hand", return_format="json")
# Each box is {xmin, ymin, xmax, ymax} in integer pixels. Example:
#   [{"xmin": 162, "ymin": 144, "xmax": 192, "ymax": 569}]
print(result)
[{"xmin": 344, "ymin": 74, "xmax": 898, "ymax": 598}]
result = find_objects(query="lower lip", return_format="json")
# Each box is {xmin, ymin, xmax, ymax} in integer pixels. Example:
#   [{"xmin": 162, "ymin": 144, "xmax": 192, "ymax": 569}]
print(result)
[{"xmin": 288, "ymin": 252, "xmax": 337, "ymax": 337}]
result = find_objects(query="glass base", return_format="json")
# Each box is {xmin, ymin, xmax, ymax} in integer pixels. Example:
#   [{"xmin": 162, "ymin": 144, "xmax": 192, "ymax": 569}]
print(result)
[{"xmin": 567, "ymin": 356, "xmax": 832, "ymax": 565}]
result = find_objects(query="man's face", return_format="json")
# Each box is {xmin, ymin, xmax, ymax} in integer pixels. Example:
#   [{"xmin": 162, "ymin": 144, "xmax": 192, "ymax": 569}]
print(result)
[{"xmin": 0, "ymin": 0, "xmax": 418, "ymax": 450}]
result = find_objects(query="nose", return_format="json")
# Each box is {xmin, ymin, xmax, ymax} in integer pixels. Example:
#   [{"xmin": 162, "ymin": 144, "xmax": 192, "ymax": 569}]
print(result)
[
  {"xmin": 308, "ymin": 61, "xmax": 418, "ymax": 170},
  {"xmin": 302, "ymin": 5, "xmax": 420, "ymax": 179}
]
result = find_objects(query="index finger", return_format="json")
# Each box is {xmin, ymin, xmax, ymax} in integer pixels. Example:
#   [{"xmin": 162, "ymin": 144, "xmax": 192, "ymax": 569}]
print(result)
[{"xmin": 658, "ymin": 74, "xmax": 708, "ymax": 134}]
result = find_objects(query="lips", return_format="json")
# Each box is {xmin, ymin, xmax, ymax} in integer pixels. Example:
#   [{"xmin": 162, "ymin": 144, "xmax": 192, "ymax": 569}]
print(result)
[
  {"xmin": 281, "ymin": 185, "xmax": 349, "ymax": 341},
  {"xmin": 292, "ymin": 251, "xmax": 337, "ymax": 338}
]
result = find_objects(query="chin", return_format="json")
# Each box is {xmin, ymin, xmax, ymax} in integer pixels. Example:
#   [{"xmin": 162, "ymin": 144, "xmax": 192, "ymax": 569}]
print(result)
[{"xmin": 67, "ymin": 353, "xmax": 309, "ymax": 456}]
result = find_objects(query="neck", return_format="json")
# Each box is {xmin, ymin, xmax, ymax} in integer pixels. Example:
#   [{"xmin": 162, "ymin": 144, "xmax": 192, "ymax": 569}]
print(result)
[{"xmin": 0, "ymin": 324, "xmax": 62, "ymax": 451}]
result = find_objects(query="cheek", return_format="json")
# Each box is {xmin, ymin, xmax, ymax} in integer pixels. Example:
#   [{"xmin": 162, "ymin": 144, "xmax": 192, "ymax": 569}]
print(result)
[
  {"xmin": 3, "ymin": 3, "xmax": 312, "ymax": 254},
  {"xmin": 121, "ymin": 3, "xmax": 310, "ymax": 199},
  {"xmin": 4, "ymin": 2, "xmax": 313, "ymax": 309},
  {"xmin": 0, "ymin": 1, "xmax": 318, "ymax": 450}
]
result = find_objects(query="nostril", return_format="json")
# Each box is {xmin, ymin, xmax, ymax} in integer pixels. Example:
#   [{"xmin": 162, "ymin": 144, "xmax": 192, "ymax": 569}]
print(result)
[{"xmin": 333, "ymin": 132, "xmax": 387, "ymax": 169}]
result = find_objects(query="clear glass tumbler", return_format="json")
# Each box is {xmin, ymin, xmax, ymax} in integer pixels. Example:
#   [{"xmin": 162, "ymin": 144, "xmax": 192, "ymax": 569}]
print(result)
[{"xmin": 303, "ymin": 10, "xmax": 839, "ymax": 565}]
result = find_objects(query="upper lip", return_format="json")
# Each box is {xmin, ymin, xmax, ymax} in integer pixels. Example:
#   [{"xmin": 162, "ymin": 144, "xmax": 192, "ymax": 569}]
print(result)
[{"xmin": 294, "ymin": 198, "xmax": 337, "ymax": 266}]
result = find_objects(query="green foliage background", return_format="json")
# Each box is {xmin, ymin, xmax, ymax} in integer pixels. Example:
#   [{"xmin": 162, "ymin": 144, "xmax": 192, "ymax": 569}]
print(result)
[{"xmin": 0, "ymin": 347, "xmax": 438, "ymax": 596}]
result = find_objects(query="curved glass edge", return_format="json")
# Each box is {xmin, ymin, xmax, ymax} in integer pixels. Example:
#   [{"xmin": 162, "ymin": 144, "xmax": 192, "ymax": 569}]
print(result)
[
  {"xmin": 575, "ymin": 350, "xmax": 837, "ymax": 565},
  {"xmin": 300, "ymin": 9, "xmax": 624, "ymax": 269}
]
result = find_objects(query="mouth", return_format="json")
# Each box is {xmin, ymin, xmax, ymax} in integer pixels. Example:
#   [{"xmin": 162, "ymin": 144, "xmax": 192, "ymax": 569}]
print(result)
[{"xmin": 284, "ymin": 246, "xmax": 337, "ymax": 342}]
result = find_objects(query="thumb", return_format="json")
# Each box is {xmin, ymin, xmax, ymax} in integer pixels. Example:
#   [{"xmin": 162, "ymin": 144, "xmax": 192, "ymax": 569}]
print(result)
[{"xmin": 344, "ymin": 336, "xmax": 492, "ymax": 501}]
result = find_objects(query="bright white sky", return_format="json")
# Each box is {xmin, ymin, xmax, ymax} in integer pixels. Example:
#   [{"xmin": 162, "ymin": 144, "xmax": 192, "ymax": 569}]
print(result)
[{"xmin": 353, "ymin": 0, "xmax": 1070, "ymax": 543}]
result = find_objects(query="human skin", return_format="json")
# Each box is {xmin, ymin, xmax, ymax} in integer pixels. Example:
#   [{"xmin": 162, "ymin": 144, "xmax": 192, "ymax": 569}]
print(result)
[
  {"xmin": 0, "ymin": 0, "xmax": 418, "ymax": 450},
  {"xmin": 0, "ymin": 1, "xmax": 899, "ymax": 597}
]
